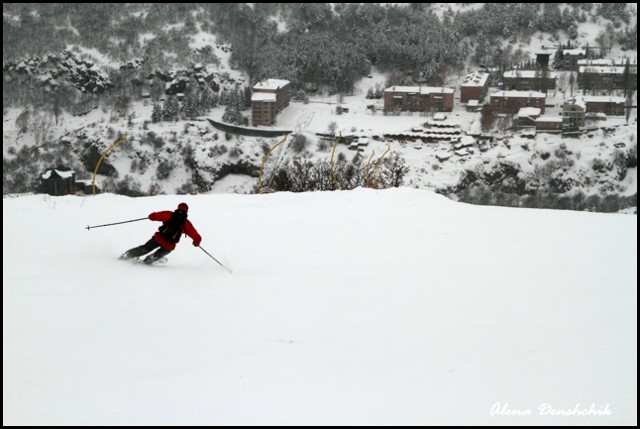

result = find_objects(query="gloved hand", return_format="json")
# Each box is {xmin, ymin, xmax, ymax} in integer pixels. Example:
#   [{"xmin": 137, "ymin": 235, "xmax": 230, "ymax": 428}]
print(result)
[{"xmin": 193, "ymin": 239, "xmax": 201, "ymax": 247}]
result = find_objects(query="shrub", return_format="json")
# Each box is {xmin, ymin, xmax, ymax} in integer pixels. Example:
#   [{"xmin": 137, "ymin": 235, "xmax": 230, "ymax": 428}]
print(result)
[
  {"xmin": 115, "ymin": 175, "xmax": 144, "ymax": 197},
  {"xmin": 626, "ymin": 144, "xmax": 637, "ymax": 168},
  {"xmin": 260, "ymin": 141, "xmax": 270, "ymax": 155},
  {"xmin": 592, "ymin": 158, "xmax": 609, "ymax": 173},
  {"xmin": 229, "ymin": 147, "xmax": 242, "ymax": 158},
  {"xmin": 156, "ymin": 160, "xmax": 175, "ymax": 180},
  {"xmin": 291, "ymin": 133, "xmax": 308, "ymax": 153}
]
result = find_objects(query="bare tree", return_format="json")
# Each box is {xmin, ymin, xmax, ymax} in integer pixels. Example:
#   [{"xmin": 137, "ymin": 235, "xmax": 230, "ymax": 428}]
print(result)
[
  {"xmin": 480, "ymin": 105, "xmax": 496, "ymax": 132},
  {"xmin": 113, "ymin": 95, "xmax": 131, "ymax": 119},
  {"xmin": 622, "ymin": 58, "xmax": 632, "ymax": 98},
  {"xmin": 380, "ymin": 152, "xmax": 410, "ymax": 188},
  {"xmin": 290, "ymin": 133, "xmax": 308, "ymax": 153},
  {"xmin": 52, "ymin": 95, "xmax": 62, "ymax": 126},
  {"xmin": 595, "ymin": 31, "xmax": 610, "ymax": 56},
  {"xmin": 32, "ymin": 113, "xmax": 52, "ymax": 146},
  {"xmin": 326, "ymin": 121, "xmax": 337, "ymax": 135},
  {"xmin": 568, "ymin": 72, "xmax": 576, "ymax": 97},
  {"xmin": 15, "ymin": 110, "xmax": 29, "ymax": 134},
  {"xmin": 435, "ymin": 64, "xmax": 449, "ymax": 86}
]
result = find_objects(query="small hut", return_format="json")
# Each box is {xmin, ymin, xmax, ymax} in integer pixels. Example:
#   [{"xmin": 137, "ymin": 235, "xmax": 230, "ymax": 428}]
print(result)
[{"xmin": 40, "ymin": 168, "xmax": 76, "ymax": 196}]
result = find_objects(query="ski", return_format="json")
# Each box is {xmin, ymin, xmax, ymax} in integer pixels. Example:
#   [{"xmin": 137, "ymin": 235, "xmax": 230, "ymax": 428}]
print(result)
[{"xmin": 118, "ymin": 256, "xmax": 168, "ymax": 265}]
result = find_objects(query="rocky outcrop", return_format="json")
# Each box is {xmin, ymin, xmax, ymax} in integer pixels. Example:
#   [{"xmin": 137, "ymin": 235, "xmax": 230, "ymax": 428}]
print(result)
[{"xmin": 3, "ymin": 50, "xmax": 113, "ymax": 94}]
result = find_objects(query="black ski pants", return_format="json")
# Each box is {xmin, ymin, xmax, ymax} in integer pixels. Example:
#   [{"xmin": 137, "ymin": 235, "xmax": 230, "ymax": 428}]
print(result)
[{"xmin": 124, "ymin": 237, "xmax": 172, "ymax": 262}]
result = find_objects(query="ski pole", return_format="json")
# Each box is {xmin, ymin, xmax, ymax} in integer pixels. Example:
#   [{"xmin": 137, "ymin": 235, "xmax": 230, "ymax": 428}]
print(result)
[
  {"xmin": 198, "ymin": 245, "xmax": 233, "ymax": 274},
  {"xmin": 85, "ymin": 217, "xmax": 147, "ymax": 230}
]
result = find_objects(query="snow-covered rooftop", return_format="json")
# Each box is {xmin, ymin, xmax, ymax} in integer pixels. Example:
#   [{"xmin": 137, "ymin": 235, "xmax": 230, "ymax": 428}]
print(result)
[
  {"xmin": 578, "ymin": 59, "xmax": 615, "ymax": 67},
  {"xmin": 563, "ymin": 48, "xmax": 586, "ymax": 56},
  {"xmin": 582, "ymin": 96, "xmax": 626, "ymax": 104},
  {"xmin": 491, "ymin": 90, "xmax": 546, "ymax": 98},
  {"xmin": 251, "ymin": 92, "xmax": 276, "ymax": 102},
  {"xmin": 535, "ymin": 116, "xmax": 562, "ymax": 123},
  {"xmin": 253, "ymin": 79, "xmax": 290, "ymax": 90},
  {"xmin": 384, "ymin": 86, "xmax": 454, "ymax": 94},
  {"xmin": 503, "ymin": 70, "xmax": 558, "ymax": 79},
  {"xmin": 579, "ymin": 66, "xmax": 623, "ymax": 75},
  {"xmin": 577, "ymin": 58, "xmax": 637, "ymax": 67},
  {"xmin": 41, "ymin": 169, "xmax": 74, "ymax": 179},
  {"xmin": 459, "ymin": 135, "xmax": 475, "ymax": 146},
  {"xmin": 462, "ymin": 71, "xmax": 489, "ymax": 87},
  {"xmin": 518, "ymin": 107, "xmax": 542, "ymax": 118},
  {"xmin": 563, "ymin": 98, "xmax": 586, "ymax": 109}
]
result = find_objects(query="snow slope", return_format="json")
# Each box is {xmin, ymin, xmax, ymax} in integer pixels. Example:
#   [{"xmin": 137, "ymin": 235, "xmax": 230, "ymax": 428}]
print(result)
[{"xmin": 3, "ymin": 189, "xmax": 637, "ymax": 425}]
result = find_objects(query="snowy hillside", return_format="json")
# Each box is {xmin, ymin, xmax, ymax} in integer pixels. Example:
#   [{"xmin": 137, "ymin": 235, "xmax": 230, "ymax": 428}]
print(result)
[
  {"xmin": 3, "ymin": 189, "xmax": 637, "ymax": 425},
  {"xmin": 2, "ymin": 3, "xmax": 637, "ymax": 206}
]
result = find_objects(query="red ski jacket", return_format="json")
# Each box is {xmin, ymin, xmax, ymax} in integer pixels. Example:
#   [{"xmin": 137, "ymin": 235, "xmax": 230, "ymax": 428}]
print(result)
[{"xmin": 149, "ymin": 211, "xmax": 202, "ymax": 250}]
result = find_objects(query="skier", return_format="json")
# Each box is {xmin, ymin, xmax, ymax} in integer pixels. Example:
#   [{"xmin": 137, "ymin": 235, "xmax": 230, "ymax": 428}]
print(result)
[{"xmin": 119, "ymin": 202, "xmax": 201, "ymax": 264}]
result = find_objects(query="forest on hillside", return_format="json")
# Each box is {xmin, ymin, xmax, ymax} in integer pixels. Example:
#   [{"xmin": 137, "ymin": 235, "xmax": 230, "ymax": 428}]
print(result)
[{"xmin": 3, "ymin": 3, "xmax": 636, "ymax": 102}]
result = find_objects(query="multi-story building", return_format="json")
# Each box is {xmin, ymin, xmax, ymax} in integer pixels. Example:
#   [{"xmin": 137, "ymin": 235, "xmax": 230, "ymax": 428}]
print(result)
[
  {"xmin": 577, "ymin": 58, "xmax": 637, "ymax": 91},
  {"xmin": 516, "ymin": 107, "xmax": 541, "ymax": 128},
  {"xmin": 578, "ymin": 65, "xmax": 637, "ymax": 91},
  {"xmin": 460, "ymin": 71, "xmax": 489, "ymax": 103},
  {"xmin": 562, "ymin": 99, "xmax": 585, "ymax": 131},
  {"xmin": 577, "ymin": 58, "xmax": 637, "ymax": 68},
  {"xmin": 583, "ymin": 96, "xmax": 626, "ymax": 116},
  {"xmin": 383, "ymin": 86, "xmax": 454, "ymax": 112},
  {"xmin": 490, "ymin": 91, "xmax": 546, "ymax": 114},
  {"xmin": 559, "ymin": 48, "xmax": 586, "ymax": 70},
  {"xmin": 503, "ymin": 70, "xmax": 557, "ymax": 93},
  {"xmin": 251, "ymin": 79, "xmax": 291, "ymax": 126},
  {"xmin": 535, "ymin": 117, "xmax": 563, "ymax": 133}
]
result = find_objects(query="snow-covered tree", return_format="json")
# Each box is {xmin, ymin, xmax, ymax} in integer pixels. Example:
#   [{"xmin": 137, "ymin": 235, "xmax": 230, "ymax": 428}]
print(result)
[
  {"xmin": 222, "ymin": 104, "xmax": 242, "ymax": 125},
  {"xmin": 151, "ymin": 103, "xmax": 162, "ymax": 123},
  {"xmin": 162, "ymin": 97, "xmax": 179, "ymax": 122}
]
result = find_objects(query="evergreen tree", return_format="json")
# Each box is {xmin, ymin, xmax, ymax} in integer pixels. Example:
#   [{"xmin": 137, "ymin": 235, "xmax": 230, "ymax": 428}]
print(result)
[
  {"xmin": 162, "ymin": 96, "xmax": 179, "ymax": 121},
  {"xmin": 234, "ymin": 88, "xmax": 247, "ymax": 122},
  {"xmin": 198, "ymin": 86, "xmax": 213, "ymax": 112},
  {"xmin": 222, "ymin": 104, "xmax": 242, "ymax": 125},
  {"xmin": 620, "ymin": 24, "xmax": 637, "ymax": 51},
  {"xmin": 561, "ymin": 8, "xmax": 574, "ymax": 30},
  {"xmin": 243, "ymin": 85, "xmax": 253, "ymax": 108},
  {"xmin": 598, "ymin": 3, "xmax": 630, "ymax": 25},
  {"xmin": 539, "ymin": 3, "xmax": 562, "ymax": 32},
  {"xmin": 622, "ymin": 58, "xmax": 631, "ymax": 98},
  {"xmin": 219, "ymin": 89, "xmax": 231, "ymax": 107},
  {"xmin": 231, "ymin": 87, "xmax": 244, "ymax": 111},
  {"xmin": 182, "ymin": 94, "xmax": 199, "ymax": 120},
  {"xmin": 151, "ymin": 102, "xmax": 162, "ymax": 123},
  {"xmin": 210, "ymin": 90, "xmax": 219, "ymax": 107}
]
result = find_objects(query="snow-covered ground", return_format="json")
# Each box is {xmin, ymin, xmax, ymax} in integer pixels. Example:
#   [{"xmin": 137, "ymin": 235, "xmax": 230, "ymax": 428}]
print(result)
[
  {"xmin": 208, "ymin": 173, "xmax": 255, "ymax": 194},
  {"xmin": 3, "ymin": 34, "xmax": 637, "ymax": 198},
  {"xmin": 3, "ymin": 189, "xmax": 637, "ymax": 425},
  {"xmin": 272, "ymin": 84, "xmax": 637, "ymax": 193}
]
